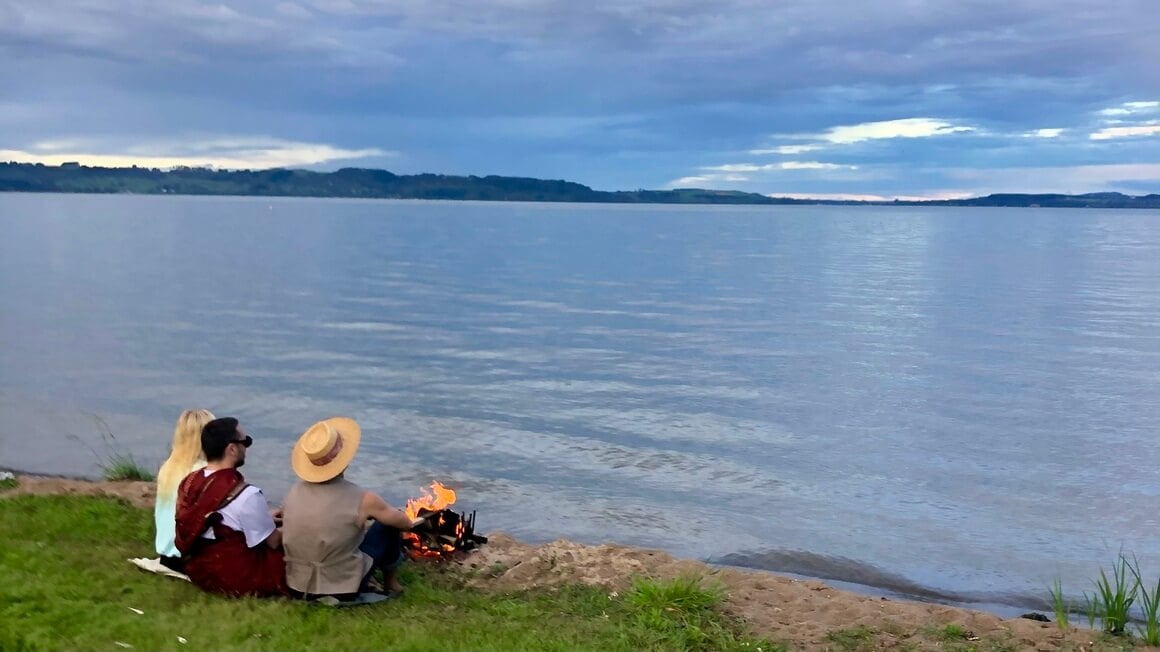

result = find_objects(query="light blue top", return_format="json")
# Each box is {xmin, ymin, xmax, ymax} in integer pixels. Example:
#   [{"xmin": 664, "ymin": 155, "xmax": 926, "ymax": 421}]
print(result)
[{"xmin": 153, "ymin": 460, "xmax": 206, "ymax": 557}]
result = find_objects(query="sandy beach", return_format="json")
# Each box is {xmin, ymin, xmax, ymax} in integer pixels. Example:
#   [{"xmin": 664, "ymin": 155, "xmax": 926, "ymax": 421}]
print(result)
[{"xmin": 4, "ymin": 472, "xmax": 1147, "ymax": 651}]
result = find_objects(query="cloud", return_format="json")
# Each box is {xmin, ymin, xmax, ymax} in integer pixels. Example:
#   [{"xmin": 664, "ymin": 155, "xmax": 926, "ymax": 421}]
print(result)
[
  {"xmin": 807, "ymin": 117, "xmax": 975, "ymax": 144},
  {"xmin": 1087, "ymin": 99, "xmax": 1160, "ymax": 139},
  {"xmin": 738, "ymin": 117, "xmax": 975, "ymax": 171},
  {"xmin": 670, "ymin": 175, "xmax": 712, "ymax": 186},
  {"xmin": 749, "ymin": 144, "xmax": 823, "ymax": 155},
  {"xmin": 1089, "ymin": 124, "xmax": 1160, "ymax": 140},
  {"xmin": 1098, "ymin": 101, "xmax": 1159, "ymax": 117},
  {"xmin": 1024, "ymin": 128, "xmax": 1065, "ymax": 138},
  {"xmin": 671, "ymin": 158, "xmax": 862, "ymax": 187},
  {"xmin": 1, "ymin": 137, "xmax": 389, "ymax": 169},
  {"xmin": 4, "ymin": 0, "xmax": 1160, "ymax": 196},
  {"xmin": 702, "ymin": 161, "xmax": 857, "ymax": 172}
]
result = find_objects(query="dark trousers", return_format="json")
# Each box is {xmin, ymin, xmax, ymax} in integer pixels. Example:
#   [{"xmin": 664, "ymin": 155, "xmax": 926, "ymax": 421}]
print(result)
[
  {"xmin": 159, "ymin": 555, "xmax": 184, "ymax": 573},
  {"xmin": 358, "ymin": 521, "xmax": 405, "ymax": 589}
]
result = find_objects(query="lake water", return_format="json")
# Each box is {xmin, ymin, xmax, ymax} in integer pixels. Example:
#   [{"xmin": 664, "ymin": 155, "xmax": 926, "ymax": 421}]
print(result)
[{"xmin": 2, "ymin": 193, "xmax": 1159, "ymax": 613}]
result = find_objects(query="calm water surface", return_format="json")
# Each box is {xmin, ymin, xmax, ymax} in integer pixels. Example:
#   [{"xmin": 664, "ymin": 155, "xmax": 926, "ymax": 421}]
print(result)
[{"xmin": 2, "ymin": 194, "xmax": 1159, "ymax": 612}]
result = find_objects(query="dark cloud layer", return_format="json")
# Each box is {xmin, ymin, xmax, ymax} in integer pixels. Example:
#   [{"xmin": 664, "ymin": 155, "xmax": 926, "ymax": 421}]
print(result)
[{"xmin": 2, "ymin": 0, "xmax": 1159, "ymax": 195}]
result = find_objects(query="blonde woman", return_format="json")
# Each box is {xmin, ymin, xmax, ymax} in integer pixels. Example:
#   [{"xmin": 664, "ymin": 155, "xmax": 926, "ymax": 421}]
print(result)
[{"xmin": 155, "ymin": 409, "xmax": 214, "ymax": 571}]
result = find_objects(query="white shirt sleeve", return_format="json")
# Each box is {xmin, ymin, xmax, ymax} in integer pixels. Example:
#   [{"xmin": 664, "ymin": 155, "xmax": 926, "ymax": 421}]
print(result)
[{"xmin": 203, "ymin": 485, "xmax": 276, "ymax": 548}]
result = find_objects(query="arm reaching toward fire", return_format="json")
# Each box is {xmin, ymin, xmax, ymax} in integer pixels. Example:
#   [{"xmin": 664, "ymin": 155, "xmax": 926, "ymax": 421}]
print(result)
[{"xmin": 359, "ymin": 490, "xmax": 425, "ymax": 530}]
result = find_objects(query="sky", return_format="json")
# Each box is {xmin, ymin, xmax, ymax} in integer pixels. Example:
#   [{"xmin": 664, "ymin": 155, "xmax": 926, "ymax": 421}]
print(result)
[{"xmin": 2, "ymin": 0, "xmax": 1159, "ymax": 199}]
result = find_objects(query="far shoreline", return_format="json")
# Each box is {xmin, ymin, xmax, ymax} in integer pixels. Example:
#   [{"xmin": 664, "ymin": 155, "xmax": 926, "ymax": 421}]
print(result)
[{"xmin": 3, "ymin": 162, "xmax": 1159, "ymax": 208}]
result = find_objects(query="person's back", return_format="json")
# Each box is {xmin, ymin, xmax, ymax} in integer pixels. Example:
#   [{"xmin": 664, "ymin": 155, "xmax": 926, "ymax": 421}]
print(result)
[
  {"xmin": 154, "ymin": 409, "xmax": 213, "ymax": 569},
  {"xmin": 283, "ymin": 477, "xmax": 373, "ymax": 596},
  {"xmin": 175, "ymin": 417, "xmax": 288, "ymax": 598},
  {"xmin": 283, "ymin": 417, "xmax": 423, "ymax": 599}
]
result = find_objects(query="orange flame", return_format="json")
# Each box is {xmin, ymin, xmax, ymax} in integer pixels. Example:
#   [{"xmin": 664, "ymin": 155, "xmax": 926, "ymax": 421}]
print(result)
[
  {"xmin": 403, "ymin": 481, "xmax": 459, "ymax": 559},
  {"xmin": 404, "ymin": 481, "xmax": 457, "ymax": 520}
]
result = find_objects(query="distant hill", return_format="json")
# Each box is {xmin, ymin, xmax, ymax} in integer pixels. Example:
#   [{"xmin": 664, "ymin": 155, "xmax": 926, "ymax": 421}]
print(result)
[
  {"xmin": 0, "ymin": 162, "xmax": 788, "ymax": 204},
  {"xmin": 2, "ymin": 162, "xmax": 1159, "ymax": 208},
  {"xmin": 918, "ymin": 192, "xmax": 1160, "ymax": 209}
]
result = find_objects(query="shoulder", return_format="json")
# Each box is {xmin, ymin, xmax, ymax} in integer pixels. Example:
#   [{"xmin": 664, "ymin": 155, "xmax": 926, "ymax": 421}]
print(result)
[{"xmin": 359, "ymin": 489, "xmax": 386, "ymax": 510}]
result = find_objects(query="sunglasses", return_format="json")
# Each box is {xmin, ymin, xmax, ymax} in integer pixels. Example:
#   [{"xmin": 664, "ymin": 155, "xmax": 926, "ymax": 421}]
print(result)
[{"xmin": 231, "ymin": 435, "xmax": 253, "ymax": 448}]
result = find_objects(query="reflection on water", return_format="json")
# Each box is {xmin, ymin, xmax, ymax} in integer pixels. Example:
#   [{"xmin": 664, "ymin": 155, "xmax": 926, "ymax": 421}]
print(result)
[{"xmin": 2, "ymin": 194, "xmax": 1160, "ymax": 611}]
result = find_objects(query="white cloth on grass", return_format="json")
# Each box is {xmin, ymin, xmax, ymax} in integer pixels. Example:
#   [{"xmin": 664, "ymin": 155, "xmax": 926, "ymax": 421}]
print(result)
[{"xmin": 128, "ymin": 557, "xmax": 190, "ymax": 581}]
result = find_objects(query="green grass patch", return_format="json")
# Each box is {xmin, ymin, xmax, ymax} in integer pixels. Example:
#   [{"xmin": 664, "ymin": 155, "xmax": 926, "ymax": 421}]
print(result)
[
  {"xmin": 825, "ymin": 625, "xmax": 876, "ymax": 651},
  {"xmin": 1127, "ymin": 554, "xmax": 1160, "ymax": 645},
  {"xmin": 65, "ymin": 414, "xmax": 156, "ymax": 482},
  {"xmin": 624, "ymin": 575, "xmax": 784, "ymax": 651},
  {"xmin": 0, "ymin": 494, "xmax": 774, "ymax": 651},
  {"xmin": 1051, "ymin": 576, "xmax": 1072, "ymax": 630},
  {"xmin": 1089, "ymin": 554, "xmax": 1139, "ymax": 636},
  {"xmin": 936, "ymin": 623, "xmax": 971, "ymax": 641},
  {"xmin": 100, "ymin": 455, "xmax": 154, "ymax": 482},
  {"xmin": 0, "ymin": 475, "xmax": 17, "ymax": 491}
]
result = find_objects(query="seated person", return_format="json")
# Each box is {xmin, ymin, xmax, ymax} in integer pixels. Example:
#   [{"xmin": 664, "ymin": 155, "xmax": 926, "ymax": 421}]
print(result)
[
  {"xmin": 282, "ymin": 417, "xmax": 425, "ymax": 600},
  {"xmin": 174, "ymin": 417, "xmax": 288, "ymax": 597},
  {"xmin": 154, "ymin": 409, "xmax": 214, "ymax": 572}
]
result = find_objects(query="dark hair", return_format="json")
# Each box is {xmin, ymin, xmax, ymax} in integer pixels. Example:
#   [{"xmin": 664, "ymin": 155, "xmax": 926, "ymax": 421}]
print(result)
[{"xmin": 202, "ymin": 417, "xmax": 240, "ymax": 461}]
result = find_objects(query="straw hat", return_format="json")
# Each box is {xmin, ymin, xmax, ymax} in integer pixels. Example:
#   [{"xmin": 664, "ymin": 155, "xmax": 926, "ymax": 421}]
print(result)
[{"xmin": 291, "ymin": 417, "xmax": 362, "ymax": 483}]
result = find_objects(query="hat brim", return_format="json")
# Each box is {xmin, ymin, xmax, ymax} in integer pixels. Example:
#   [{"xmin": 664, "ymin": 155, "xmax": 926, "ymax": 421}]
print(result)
[{"xmin": 291, "ymin": 417, "xmax": 362, "ymax": 483}]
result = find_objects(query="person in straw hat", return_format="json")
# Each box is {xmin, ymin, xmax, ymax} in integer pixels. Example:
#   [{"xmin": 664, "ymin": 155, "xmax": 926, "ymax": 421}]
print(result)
[{"xmin": 282, "ymin": 417, "xmax": 426, "ymax": 600}]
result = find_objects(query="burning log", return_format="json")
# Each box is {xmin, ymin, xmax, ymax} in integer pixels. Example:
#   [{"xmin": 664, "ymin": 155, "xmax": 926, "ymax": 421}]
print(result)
[{"xmin": 403, "ymin": 482, "xmax": 488, "ymax": 560}]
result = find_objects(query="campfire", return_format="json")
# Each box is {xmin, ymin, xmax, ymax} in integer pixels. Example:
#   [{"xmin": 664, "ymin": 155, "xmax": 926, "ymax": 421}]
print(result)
[{"xmin": 402, "ymin": 481, "xmax": 487, "ymax": 560}]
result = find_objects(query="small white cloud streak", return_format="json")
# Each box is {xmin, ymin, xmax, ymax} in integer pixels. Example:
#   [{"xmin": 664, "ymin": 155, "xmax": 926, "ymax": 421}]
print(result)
[
  {"xmin": 781, "ymin": 161, "xmax": 854, "ymax": 170},
  {"xmin": 807, "ymin": 117, "xmax": 974, "ymax": 144},
  {"xmin": 702, "ymin": 161, "xmax": 856, "ymax": 172},
  {"xmin": 1099, "ymin": 101, "xmax": 1159, "ymax": 117},
  {"xmin": 1, "ymin": 138, "xmax": 389, "ymax": 169},
  {"xmin": 748, "ymin": 144, "xmax": 822, "ymax": 155},
  {"xmin": 670, "ymin": 160, "xmax": 859, "ymax": 188},
  {"xmin": 1089, "ymin": 124, "xmax": 1160, "ymax": 140},
  {"xmin": 1025, "ymin": 128, "xmax": 1065, "ymax": 138}
]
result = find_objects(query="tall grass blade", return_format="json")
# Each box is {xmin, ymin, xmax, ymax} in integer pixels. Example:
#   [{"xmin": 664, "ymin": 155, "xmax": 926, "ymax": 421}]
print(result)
[
  {"xmin": 1092, "ymin": 554, "xmax": 1138, "ymax": 635},
  {"xmin": 1127, "ymin": 554, "xmax": 1160, "ymax": 645},
  {"xmin": 1049, "ymin": 577, "xmax": 1070, "ymax": 630}
]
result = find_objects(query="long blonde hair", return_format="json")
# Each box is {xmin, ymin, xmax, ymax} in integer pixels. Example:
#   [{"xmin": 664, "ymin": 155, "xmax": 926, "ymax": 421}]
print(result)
[{"xmin": 157, "ymin": 409, "xmax": 215, "ymax": 501}]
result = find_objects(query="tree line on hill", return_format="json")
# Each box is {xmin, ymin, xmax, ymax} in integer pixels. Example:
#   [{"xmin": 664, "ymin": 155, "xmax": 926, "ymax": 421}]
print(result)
[{"xmin": 2, "ymin": 162, "xmax": 1158, "ymax": 208}]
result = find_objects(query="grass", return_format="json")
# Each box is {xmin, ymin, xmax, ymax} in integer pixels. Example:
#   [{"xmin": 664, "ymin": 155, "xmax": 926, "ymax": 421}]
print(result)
[
  {"xmin": 1092, "ymin": 554, "xmax": 1139, "ymax": 636},
  {"xmin": 0, "ymin": 494, "xmax": 777, "ymax": 652},
  {"xmin": 825, "ymin": 625, "xmax": 875, "ymax": 651},
  {"xmin": 1051, "ymin": 576, "xmax": 1072, "ymax": 630},
  {"xmin": 624, "ymin": 575, "xmax": 784, "ymax": 651},
  {"xmin": 935, "ymin": 623, "xmax": 972, "ymax": 641},
  {"xmin": 0, "ymin": 474, "xmax": 17, "ymax": 491},
  {"xmin": 1058, "ymin": 551, "xmax": 1160, "ymax": 644},
  {"xmin": 65, "ymin": 414, "xmax": 154, "ymax": 482},
  {"xmin": 1127, "ymin": 554, "xmax": 1160, "ymax": 645},
  {"xmin": 100, "ymin": 456, "xmax": 154, "ymax": 482},
  {"xmin": 825, "ymin": 623, "xmax": 1026, "ymax": 652}
]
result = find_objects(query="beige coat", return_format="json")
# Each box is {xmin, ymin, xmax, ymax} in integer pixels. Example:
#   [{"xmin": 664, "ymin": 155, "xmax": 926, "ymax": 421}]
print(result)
[{"xmin": 282, "ymin": 478, "xmax": 373, "ymax": 595}]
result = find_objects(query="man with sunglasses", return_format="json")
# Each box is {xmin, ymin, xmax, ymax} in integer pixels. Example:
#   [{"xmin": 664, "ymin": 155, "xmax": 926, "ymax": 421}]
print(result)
[{"xmin": 173, "ymin": 417, "xmax": 288, "ymax": 597}]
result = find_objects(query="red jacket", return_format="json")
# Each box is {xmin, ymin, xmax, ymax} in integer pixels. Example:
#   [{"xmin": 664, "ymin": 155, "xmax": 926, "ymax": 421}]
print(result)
[{"xmin": 175, "ymin": 468, "xmax": 288, "ymax": 597}]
